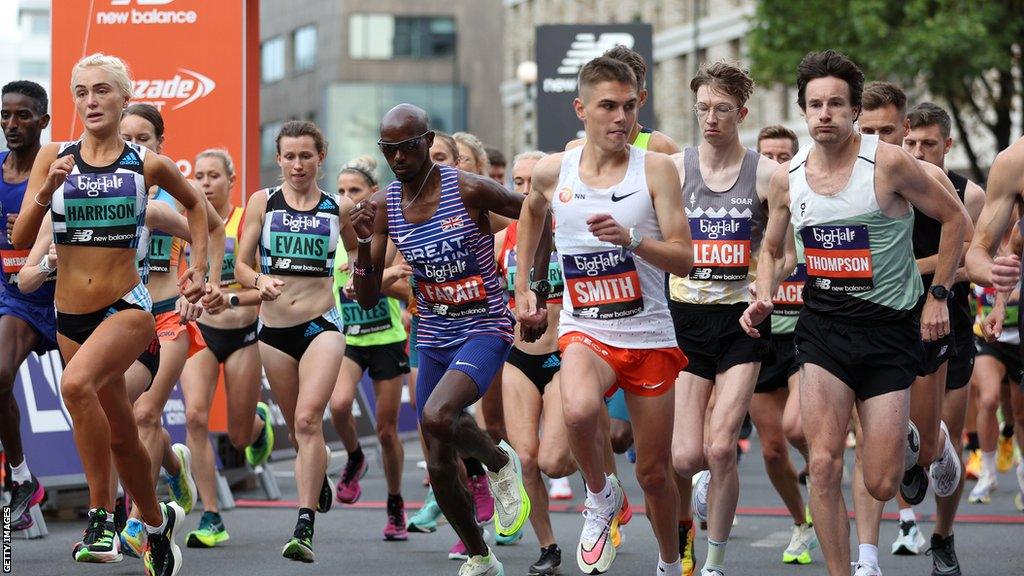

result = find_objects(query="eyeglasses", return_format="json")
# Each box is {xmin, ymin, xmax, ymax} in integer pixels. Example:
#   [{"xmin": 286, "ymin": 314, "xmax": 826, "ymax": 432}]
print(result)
[
  {"xmin": 693, "ymin": 104, "xmax": 742, "ymax": 119},
  {"xmin": 377, "ymin": 131, "xmax": 431, "ymax": 156}
]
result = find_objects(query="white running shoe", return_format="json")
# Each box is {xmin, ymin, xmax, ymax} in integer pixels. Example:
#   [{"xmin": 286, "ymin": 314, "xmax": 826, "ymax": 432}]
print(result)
[
  {"xmin": 458, "ymin": 548, "xmax": 504, "ymax": 576},
  {"xmin": 905, "ymin": 421, "xmax": 921, "ymax": 471},
  {"xmin": 576, "ymin": 476, "xmax": 621, "ymax": 574},
  {"xmin": 852, "ymin": 561, "xmax": 882, "ymax": 576},
  {"xmin": 691, "ymin": 470, "xmax": 711, "ymax": 522},
  {"xmin": 488, "ymin": 440, "xmax": 530, "ymax": 537},
  {"xmin": 968, "ymin": 468, "xmax": 998, "ymax": 503},
  {"xmin": 548, "ymin": 477, "xmax": 573, "ymax": 501},
  {"xmin": 700, "ymin": 569, "xmax": 724, "ymax": 576},
  {"xmin": 929, "ymin": 421, "xmax": 962, "ymax": 497},
  {"xmin": 891, "ymin": 520, "xmax": 926, "ymax": 555},
  {"xmin": 782, "ymin": 523, "xmax": 817, "ymax": 564}
]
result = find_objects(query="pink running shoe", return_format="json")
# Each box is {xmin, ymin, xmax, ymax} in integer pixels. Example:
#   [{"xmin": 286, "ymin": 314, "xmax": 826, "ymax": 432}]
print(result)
[
  {"xmin": 336, "ymin": 457, "xmax": 368, "ymax": 504},
  {"xmin": 468, "ymin": 475, "xmax": 494, "ymax": 523},
  {"xmin": 384, "ymin": 500, "xmax": 408, "ymax": 541}
]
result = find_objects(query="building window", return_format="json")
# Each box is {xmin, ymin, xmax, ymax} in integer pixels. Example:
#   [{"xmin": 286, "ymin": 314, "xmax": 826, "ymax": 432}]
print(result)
[
  {"xmin": 261, "ymin": 121, "xmax": 284, "ymax": 168},
  {"xmin": 20, "ymin": 60, "xmax": 49, "ymax": 79},
  {"xmin": 349, "ymin": 14, "xmax": 456, "ymax": 60},
  {"xmin": 20, "ymin": 9, "xmax": 49, "ymax": 36},
  {"xmin": 261, "ymin": 37, "xmax": 286, "ymax": 83},
  {"xmin": 293, "ymin": 25, "xmax": 317, "ymax": 72}
]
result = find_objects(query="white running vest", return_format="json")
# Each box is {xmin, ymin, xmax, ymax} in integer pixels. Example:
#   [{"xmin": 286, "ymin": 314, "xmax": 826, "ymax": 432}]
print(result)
[{"xmin": 552, "ymin": 145, "xmax": 676, "ymax": 349}]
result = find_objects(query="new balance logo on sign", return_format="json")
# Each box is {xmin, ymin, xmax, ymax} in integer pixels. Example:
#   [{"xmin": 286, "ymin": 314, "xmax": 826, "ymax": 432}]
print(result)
[
  {"xmin": 99, "ymin": 0, "xmax": 197, "ymax": 25},
  {"xmin": 543, "ymin": 32, "xmax": 636, "ymax": 94},
  {"xmin": 111, "ymin": 0, "xmax": 173, "ymax": 5}
]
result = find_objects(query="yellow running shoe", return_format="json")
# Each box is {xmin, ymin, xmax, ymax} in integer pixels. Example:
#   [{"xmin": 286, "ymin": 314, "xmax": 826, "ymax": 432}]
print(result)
[
  {"xmin": 997, "ymin": 435, "xmax": 1018, "ymax": 473},
  {"xmin": 964, "ymin": 450, "xmax": 981, "ymax": 480}
]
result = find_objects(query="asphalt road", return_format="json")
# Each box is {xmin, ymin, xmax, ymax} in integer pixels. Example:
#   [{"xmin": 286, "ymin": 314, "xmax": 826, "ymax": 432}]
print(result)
[{"xmin": 9, "ymin": 437, "xmax": 1024, "ymax": 575}]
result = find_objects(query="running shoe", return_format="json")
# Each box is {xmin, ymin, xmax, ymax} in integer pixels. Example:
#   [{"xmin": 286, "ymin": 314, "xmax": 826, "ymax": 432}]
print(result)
[
  {"xmin": 114, "ymin": 495, "xmax": 127, "ymax": 533},
  {"xmin": 458, "ymin": 549, "xmax": 504, "ymax": 576},
  {"xmin": 407, "ymin": 487, "xmax": 444, "ymax": 533},
  {"xmin": 245, "ymin": 401, "xmax": 274, "ymax": 468},
  {"xmin": 1016, "ymin": 463, "xmax": 1024, "ymax": 511},
  {"xmin": 929, "ymin": 421, "xmax": 962, "ymax": 498},
  {"xmin": 449, "ymin": 529, "xmax": 491, "ymax": 561},
  {"xmin": 336, "ymin": 455, "xmax": 368, "ymax": 504},
  {"xmin": 968, "ymin": 467, "xmax": 997, "ymax": 503},
  {"xmin": 926, "ymin": 533, "xmax": 961, "ymax": 576},
  {"xmin": 782, "ymin": 522, "xmax": 817, "ymax": 564},
  {"xmin": 679, "ymin": 522, "xmax": 696, "ymax": 576},
  {"xmin": 495, "ymin": 530, "xmax": 523, "ymax": 546},
  {"xmin": 576, "ymin": 476, "xmax": 622, "ymax": 574},
  {"xmin": 318, "ymin": 474, "xmax": 335, "ymax": 513},
  {"xmin": 471, "ymin": 474, "xmax": 496, "ymax": 523},
  {"xmin": 529, "ymin": 544, "xmax": 561, "ymax": 576},
  {"xmin": 120, "ymin": 518, "xmax": 147, "ymax": 559},
  {"xmin": 852, "ymin": 561, "xmax": 882, "ymax": 576},
  {"xmin": 905, "ymin": 421, "xmax": 921, "ymax": 471},
  {"xmin": 143, "ymin": 502, "xmax": 184, "ymax": 576},
  {"xmin": 74, "ymin": 508, "xmax": 122, "ymax": 563},
  {"xmin": 186, "ymin": 511, "xmax": 230, "ymax": 548},
  {"xmin": 548, "ymin": 477, "xmax": 573, "ymax": 501},
  {"xmin": 11, "ymin": 511, "xmax": 33, "ymax": 531},
  {"xmin": 8, "ymin": 474, "xmax": 44, "ymax": 521},
  {"xmin": 700, "ymin": 569, "xmax": 724, "ymax": 576},
  {"xmin": 692, "ymin": 470, "xmax": 711, "ymax": 522},
  {"xmin": 384, "ymin": 499, "xmax": 408, "ymax": 541},
  {"xmin": 487, "ymin": 440, "xmax": 530, "ymax": 537},
  {"xmin": 282, "ymin": 522, "xmax": 315, "ymax": 563},
  {"xmin": 900, "ymin": 464, "xmax": 929, "ymax": 506},
  {"xmin": 1015, "ymin": 491, "xmax": 1024, "ymax": 513},
  {"xmin": 891, "ymin": 519, "xmax": 926, "ymax": 555},
  {"xmin": 997, "ymin": 433, "xmax": 1017, "ymax": 473},
  {"xmin": 612, "ymin": 474, "xmax": 632, "ymax": 526},
  {"xmin": 964, "ymin": 450, "xmax": 981, "ymax": 480},
  {"xmin": 163, "ymin": 443, "xmax": 197, "ymax": 515}
]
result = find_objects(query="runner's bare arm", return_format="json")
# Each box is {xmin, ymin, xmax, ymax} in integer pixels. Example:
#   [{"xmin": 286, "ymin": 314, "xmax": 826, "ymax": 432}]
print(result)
[
  {"xmin": 754, "ymin": 155, "xmax": 778, "ymax": 205},
  {"xmin": 514, "ymin": 154, "xmax": 558, "ymax": 335},
  {"xmin": 145, "ymin": 200, "xmax": 190, "ymax": 240},
  {"xmin": 351, "ymin": 189, "xmax": 389, "ymax": 310},
  {"xmin": 649, "ymin": 131, "xmax": 682, "ymax": 155},
  {"xmin": 463, "ymin": 172, "xmax": 526, "ymax": 220},
  {"xmin": 148, "ymin": 152, "xmax": 209, "ymax": 302},
  {"xmin": 16, "ymin": 212, "xmax": 54, "ymax": 293},
  {"xmin": 740, "ymin": 165, "xmax": 792, "ymax": 338},
  {"xmin": 641, "ymin": 153, "xmax": 692, "ymax": 277},
  {"xmin": 967, "ymin": 142, "xmax": 1023, "ymax": 289},
  {"xmin": 234, "ymin": 189, "xmax": 282, "ymax": 300},
  {"xmin": 12, "ymin": 143, "xmax": 60, "ymax": 249}
]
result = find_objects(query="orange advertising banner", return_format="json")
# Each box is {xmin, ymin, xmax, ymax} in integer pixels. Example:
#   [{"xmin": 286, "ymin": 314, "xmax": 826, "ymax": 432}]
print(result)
[{"xmin": 51, "ymin": 0, "xmax": 259, "ymax": 205}]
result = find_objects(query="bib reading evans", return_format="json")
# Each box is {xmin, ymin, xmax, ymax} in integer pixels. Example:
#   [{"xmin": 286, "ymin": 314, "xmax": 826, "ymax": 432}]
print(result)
[
  {"xmin": 788, "ymin": 135, "xmax": 922, "ymax": 320},
  {"xmin": 259, "ymin": 188, "xmax": 340, "ymax": 277}
]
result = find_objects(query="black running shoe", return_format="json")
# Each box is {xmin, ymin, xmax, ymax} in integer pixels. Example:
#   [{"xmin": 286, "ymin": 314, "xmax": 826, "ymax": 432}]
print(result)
[
  {"xmin": 317, "ymin": 475, "xmax": 335, "ymax": 513},
  {"xmin": 114, "ymin": 495, "xmax": 127, "ymax": 533},
  {"xmin": 283, "ymin": 522, "xmax": 315, "ymax": 563},
  {"xmin": 927, "ymin": 533, "xmax": 962, "ymax": 576},
  {"xmin": 900, "ymin": 464, "xmax": 929, "ymax": 505},
  {"xmin": 528, "ymin": 544, "xmax": 561, "ymax": 575},
  {"xmin": 144, "ymin": 502, "xmax": 184, "ymax": 576},
  {"xmin": 74, "ymin": 508, "xmax": 122, "ymax": 563},
  {"xmin": 8, "ymin": 474, "xmax": 43, "ymax": 520}
]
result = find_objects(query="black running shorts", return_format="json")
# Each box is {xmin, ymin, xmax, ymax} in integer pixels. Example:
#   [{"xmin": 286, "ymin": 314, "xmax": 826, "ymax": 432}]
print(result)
[
  {"xmin": 344, "ymin": 341, "xmax": 410, "ymax": 381},
  {"xmin": 755, "ymin": 332, "xmax": 797, "ymax": 394},
  {"xmin": 670, "ymin": 301, "xmax": 770, "ymax": 381}
]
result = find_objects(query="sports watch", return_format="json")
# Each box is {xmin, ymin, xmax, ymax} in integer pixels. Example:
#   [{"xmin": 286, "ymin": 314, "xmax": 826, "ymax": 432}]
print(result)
[
  {"xmin": 626, "ymin": 227, "xmax": 643, "ymax": 251},
  {"xmin": 530, "ymin": 279, "xmax": 552, "ymax": 300},
  {"xmin": 929, "ymin": 285, "xmax": 949, "ymax": 300},
  {"xmin": 228, "ymin": 294, "xmax": 241, "ymax": 308}
]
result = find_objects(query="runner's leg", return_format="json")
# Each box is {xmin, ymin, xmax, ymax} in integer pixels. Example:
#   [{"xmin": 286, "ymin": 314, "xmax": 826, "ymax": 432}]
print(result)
[{"xmin": 749, "ymin": 386, "xmax": 805, "ymax": 523}]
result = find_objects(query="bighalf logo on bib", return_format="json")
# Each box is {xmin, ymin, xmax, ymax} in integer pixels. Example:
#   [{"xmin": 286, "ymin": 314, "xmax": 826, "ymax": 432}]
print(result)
[
  {"xmin": 131, "ymin": 69, "xmax": 216, "ymax": 112},
  {"xmin": 563, "ymin": 249, "xmax": 643, "ymax": 319},
  {"xmin": 772, "ymin": 263, "xmax": 807, "ymax": 316},
  {"xmin": 688, "ymin": 217, "xmax": 751, "ymax": 282},
  {"xmin": 801, "ymin": 225, "xmax": 874, "ymax": 293},
  {"xmin": 98, "ymin": 0, "xmax": 198, "ymax": 25}
]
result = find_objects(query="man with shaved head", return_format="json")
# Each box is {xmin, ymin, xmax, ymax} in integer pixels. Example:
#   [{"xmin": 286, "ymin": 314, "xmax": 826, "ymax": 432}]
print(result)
[{"xmin": 351, "ymin": 104, "xmax": 535, "ymax": 576}]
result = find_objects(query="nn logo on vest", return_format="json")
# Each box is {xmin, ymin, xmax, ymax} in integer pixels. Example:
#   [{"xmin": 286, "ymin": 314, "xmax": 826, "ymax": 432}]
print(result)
[{"xmin": 99, "ymin": 0, "xmax": 198, "ymax": 25}]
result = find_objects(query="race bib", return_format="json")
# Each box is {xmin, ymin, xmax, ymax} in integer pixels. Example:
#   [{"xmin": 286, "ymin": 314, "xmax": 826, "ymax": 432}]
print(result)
[
  {"xmin": 418, "ymin": 259, "xmax": 488, "ymax": 318},
  {"xmin": 562, "ymin": 249, "xmax": 644, "ymax": 320},
  {"xmin": 220, "ymin": 237, "xmax": 237, "ymax": 286},
  {"xmin": 688, "ymin": 217, "xmax": 751, "ymax": 281},
  {"xmin": 772, "ymin": 263, "xmax": 806, "ymax": 316},
  {"xmin": 338, "ymin": 291, "xmax": 393, "ymax": 336},
  {"xmin": 63, "ymin": 173, "xmax": 137, "ymax": 245},
  {"xmin": 148, "ymin": 231, "xmax": 173, "ymax": 274},
  {"xmin": 504, "ymin": 248, "xmax": 564, "ymax": 301},
  {"xmin": 1, "ymin": 248, "xmax": 29, "ymax": 282},
  {"xmin": 267, "ymin": 212, "xmax": 331, "ymax": 275},
  {"xmin": 801, "ymin": 225, "xmax": 874, "ymax": 293}
]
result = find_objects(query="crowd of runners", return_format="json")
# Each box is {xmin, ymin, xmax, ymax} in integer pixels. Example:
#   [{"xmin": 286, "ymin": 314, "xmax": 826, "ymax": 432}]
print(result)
[{"xmin": 1, "ymin": 43, "xmax": 1022, "ymax": 576}]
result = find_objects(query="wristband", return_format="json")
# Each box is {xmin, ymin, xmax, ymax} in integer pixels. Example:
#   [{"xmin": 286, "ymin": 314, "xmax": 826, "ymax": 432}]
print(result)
[
  {"xmin": 353, "ymin": 264, "xmax": 373, "ymax": 277},
  {"xmin": 252, "ymin": 273, "xmax": 264, "ymax": 289},
  {"xmin": 357, "ymin": 236, "xmax": 373, "ymax": 245},
  {"xmin": 38, "ymin": 255, "xmax": 55, "ymax": 275},
  {"xmin": 34, "ymin": 193, "xmax": 50, "ymax": 207}
]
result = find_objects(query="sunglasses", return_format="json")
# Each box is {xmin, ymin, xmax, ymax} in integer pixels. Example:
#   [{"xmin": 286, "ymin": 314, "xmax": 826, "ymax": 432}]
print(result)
[{"xmin": 378, "ymin": 131, "xmax": 431, "ymax": 156}]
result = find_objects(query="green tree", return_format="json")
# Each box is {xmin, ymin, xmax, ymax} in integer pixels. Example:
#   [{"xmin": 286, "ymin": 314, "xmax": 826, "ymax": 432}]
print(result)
[{"xmin": 748, "ymin": 0, "xmax": 1023, "ymax": 181}]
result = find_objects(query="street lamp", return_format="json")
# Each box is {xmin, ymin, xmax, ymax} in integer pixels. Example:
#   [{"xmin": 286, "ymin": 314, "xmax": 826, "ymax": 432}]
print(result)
[{"xmin": 517, "ymin": 60, "xmax": 538, "ymax": 149}]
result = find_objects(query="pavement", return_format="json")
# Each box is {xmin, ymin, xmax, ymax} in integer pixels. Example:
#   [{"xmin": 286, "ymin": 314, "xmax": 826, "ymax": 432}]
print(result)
[{"xmin": 9, "ymin": 436, "xmax": 1024, "ymax": 575}]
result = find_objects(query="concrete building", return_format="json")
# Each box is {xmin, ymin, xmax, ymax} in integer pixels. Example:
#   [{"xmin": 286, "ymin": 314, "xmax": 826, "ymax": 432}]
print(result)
[
  {"xmin": 259, "ymin": 0, "xmax": 504, "ymax": 188},
  {"xmin": 0, "ymin": 0, "xmax": 52, "ymax": 147},
  {"xmin": 501, "ymin": 0, "xmax": 998, "ymax": 173}
]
